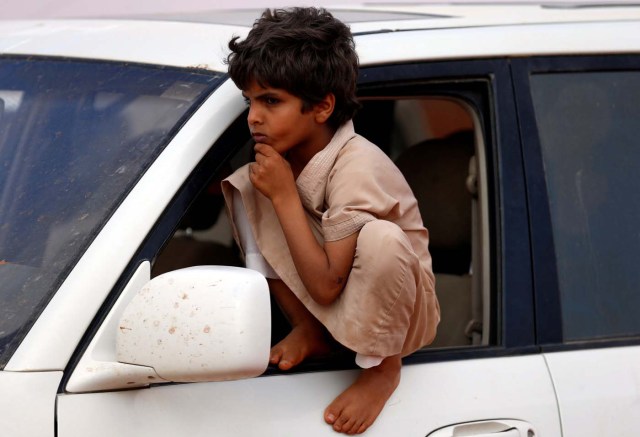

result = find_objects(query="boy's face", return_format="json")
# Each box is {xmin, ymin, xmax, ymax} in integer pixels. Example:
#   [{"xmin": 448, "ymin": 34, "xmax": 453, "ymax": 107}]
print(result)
[{"xmin": 242, "ymin": 80, "xmax": 327, "ymax": 156}]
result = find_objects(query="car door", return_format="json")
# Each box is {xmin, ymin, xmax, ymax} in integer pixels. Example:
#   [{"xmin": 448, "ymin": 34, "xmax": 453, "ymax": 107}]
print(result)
[
  {"xmin": 514, "ymin": 55, "xmax": 640, "ymax": 437},
  {"xmin": 55, "ymin": 56, "xmax": 561, "ymax": 436}
]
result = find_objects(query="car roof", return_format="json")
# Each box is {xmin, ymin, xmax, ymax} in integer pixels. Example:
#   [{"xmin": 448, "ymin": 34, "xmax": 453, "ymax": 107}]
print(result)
[
  {"xmin": 1, "ymin": 3, "xmax": 640, "ymax": 71},
  {"xmin": 134, "ymin": 3, "xmax": 640, "ymax": 30}
]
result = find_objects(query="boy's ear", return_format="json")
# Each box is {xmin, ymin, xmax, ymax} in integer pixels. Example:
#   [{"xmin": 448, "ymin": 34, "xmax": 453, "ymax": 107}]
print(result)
[{"xmin": 314, "ymin": 93, "xmax": 335, "ymax": 124}]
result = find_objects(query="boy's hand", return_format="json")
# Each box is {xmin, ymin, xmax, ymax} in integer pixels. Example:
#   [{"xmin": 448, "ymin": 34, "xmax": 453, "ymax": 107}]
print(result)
[{"xmin": 250, "ymin": 143, "xmax": 297, "ymax": 203}]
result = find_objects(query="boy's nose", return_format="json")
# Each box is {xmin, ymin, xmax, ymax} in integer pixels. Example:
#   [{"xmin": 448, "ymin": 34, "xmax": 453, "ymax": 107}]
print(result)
[{"xmin": 247, "ymin": 105, "xmax": 262, "ymax": 126}]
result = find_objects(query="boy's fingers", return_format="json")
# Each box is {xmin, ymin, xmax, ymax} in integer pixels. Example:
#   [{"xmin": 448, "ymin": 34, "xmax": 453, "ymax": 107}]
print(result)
[
  {"xmin": 254, "ymin": 152, "xmax": 265, "ymax": 165},
  {"xmin": 254, "ymin": 142, "xmax": 274, "ymax": 156},
  {"xmin": 249, "ymin": 162, "xmax": 264, "ymax": 177}
]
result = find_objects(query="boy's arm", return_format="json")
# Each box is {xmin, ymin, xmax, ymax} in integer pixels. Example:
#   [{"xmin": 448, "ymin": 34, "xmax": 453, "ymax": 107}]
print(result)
[
  {"xmin": 273, "ymin": 192, "xmax": 358, "ymax": 306},
  {"xmin": 250, "ymin": 144, "xmax": 357, "ymax": 306}
]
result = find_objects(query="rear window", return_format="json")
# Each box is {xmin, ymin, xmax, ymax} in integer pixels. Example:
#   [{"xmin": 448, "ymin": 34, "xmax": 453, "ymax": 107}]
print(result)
[
  {"xmin": 531, "ymin": 70, "xmax": 640, "ymax": 341},
  {"xmin": 0, "ymin": 57, "xmax": 222, "ymax": 367}
]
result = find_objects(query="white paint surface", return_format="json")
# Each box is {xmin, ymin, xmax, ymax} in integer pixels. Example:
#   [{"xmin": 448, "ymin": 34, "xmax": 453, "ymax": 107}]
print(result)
[
  {"xmin": 545, "ymin": 346, "xmax": 640, "ymax": 436},
  {"xmin": 66, "ymin": 262, "xmax": 164, "ymax": 393},
  {"xmin": 0, "ymin": 371, "xmax": 62, "ymax": 437},
  {"xmin": 1, "ymin": 0, "xmax": 634, "ymax": 20},
  {"xmin": 58, "ymin": 355, "xmax": 561, "ymax": 436}
]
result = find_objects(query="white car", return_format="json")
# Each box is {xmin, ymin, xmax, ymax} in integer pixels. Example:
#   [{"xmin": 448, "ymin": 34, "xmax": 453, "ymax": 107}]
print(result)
[{"xmin": 1, "ymin": 4, "xmax": 640, "ymax": 436}]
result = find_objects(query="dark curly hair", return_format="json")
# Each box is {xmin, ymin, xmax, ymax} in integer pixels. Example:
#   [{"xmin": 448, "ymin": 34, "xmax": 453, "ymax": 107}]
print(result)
[{"xmin": 226, "ymin": 7, "xmax": 360, "ymax": 129}]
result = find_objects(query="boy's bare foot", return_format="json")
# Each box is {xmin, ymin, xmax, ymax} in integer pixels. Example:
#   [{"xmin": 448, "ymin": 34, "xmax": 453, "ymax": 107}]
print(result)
[
  {"xmin": 269, "ymin": 320, "xmax": 331, "ymax": 370},
  {"xmin": 324, "ymin": 355, "xmax": 401, "ymax": 435}
]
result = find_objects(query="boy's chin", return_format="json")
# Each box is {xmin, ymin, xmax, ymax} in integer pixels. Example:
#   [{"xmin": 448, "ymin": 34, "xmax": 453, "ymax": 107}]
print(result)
[{"xmin": 272, "ymin": 144, "xmax": 292, "ymax": 155}]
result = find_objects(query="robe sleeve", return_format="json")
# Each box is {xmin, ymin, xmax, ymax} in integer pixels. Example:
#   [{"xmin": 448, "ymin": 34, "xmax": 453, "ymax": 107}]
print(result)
[{"xmin": 322, "ymin": 145, "xmax": 406, "ymax": 241}]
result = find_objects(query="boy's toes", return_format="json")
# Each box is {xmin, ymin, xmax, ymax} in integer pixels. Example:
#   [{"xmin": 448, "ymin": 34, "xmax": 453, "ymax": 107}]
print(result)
[
  {"xmin": 346, "ymin": 418, "xmax": 363, "ymax": 435},
  {"xmin": 332, "ymin": 419, "xmax": 344, "ymax": 432},
  {"xmin": 270, "ymin": 344, "xmax": 304, "ymax": 370},
  {"xmin": 324, "ymin": 404, "xmax": 341, "ymax": 425},
  {"xmin": 324, "ymin": 410, "xmax": 337, "ymax": 425},
  {"xmin": 325, "ymin": 403, "xmax": 370, "ymax": 434},
  {"xmin": 278, "ymin": 356, "xmax": 295, "ymax": 370},
  {"xmin": 332, "ymin": 412, "xmax": 352, "ymax": 433},
  {"xmin": 269, "ymin": 346, "xmax": 283, "ymax": 365},
  {"xmin": 356, "ymin": 421, "xmax": 369, "ymax": 434},
  {"xmin": 325, "ymin": 399, "xmax": 352, "ymax": 433}
]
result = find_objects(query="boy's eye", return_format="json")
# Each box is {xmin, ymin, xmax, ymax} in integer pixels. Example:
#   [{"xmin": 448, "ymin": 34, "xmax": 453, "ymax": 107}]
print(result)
[
  {"xmin": 243, "ymin": 98, "xmax": 251, "ymax": 106},
  {"xmin": 265, "ymin": 97, "xmax": 280, "ymax": 105}
]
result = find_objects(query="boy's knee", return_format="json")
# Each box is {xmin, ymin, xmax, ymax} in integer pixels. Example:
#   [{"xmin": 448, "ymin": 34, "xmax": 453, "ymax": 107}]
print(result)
[
  {"xmin": 356, "ymin": 220, "xmax": 416, "ymax": 271},
  {"xmin": 358, "ymin": 220, "xmax": 410, "ymax": 252}
]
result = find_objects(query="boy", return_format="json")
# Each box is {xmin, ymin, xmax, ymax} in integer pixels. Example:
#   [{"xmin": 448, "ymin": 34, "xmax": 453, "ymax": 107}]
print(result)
[{"xmin": 222, "ymin": 8, "xmax": 439, "ymax": 434}]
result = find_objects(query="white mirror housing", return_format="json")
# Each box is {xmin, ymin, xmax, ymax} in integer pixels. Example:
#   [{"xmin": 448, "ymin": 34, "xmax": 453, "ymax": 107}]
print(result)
[{"xmin": 116, "ymin": 266, "xmax": 270, "ymax": 382}]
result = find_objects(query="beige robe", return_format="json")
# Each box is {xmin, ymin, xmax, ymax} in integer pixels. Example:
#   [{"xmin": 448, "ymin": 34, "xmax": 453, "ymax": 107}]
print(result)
[{"xmin": 222, "ymin": 121, "xmax": 439, "ymax": 357}]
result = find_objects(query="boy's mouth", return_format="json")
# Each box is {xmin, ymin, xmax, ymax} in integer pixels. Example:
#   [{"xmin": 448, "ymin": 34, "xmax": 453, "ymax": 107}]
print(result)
[{"xmin": 252, "ymin": 133, "xmax": 268, "ymax": 144}]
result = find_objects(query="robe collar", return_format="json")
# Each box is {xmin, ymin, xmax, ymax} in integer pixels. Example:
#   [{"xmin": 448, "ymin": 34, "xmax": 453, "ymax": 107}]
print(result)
[{"xmin": 295, "ymin": 120, "xmax": 357, "ymax": 213}]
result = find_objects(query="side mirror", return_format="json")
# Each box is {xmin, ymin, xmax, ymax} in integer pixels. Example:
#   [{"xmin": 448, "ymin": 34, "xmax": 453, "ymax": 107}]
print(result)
[{"xmin": 116, "ymin": 266, "xmax": 271, "ymax": 382}]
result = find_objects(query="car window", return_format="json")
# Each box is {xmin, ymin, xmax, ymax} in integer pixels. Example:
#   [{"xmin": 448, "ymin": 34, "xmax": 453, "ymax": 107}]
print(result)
[
  {"xmin": 153, "ymin": 93, "xmax": 492, "ymax": 355},
  {"xmin": 0, "ymin": 57, "xmax": 222, "ymax": 368},
  {"xmin": 530, "ymin": 70, "xmax": 640, "ymax": 341},
  {"xmin": 148, "ymin": 58, "xmax": 536, "ymax": 375}
]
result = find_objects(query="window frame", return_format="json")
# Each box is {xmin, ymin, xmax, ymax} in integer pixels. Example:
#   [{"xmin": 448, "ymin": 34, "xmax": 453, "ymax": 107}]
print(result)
[
  {"xmin": 148, "ymin": 60, "xmax": 536, "ymax": 367},
  {"xmin": 357, "ymin": 59, "xmax": 538, "ymax": 364},
  {"xmin": 512, "ymin": 54, "xmax": 640, "ymax": 351}
]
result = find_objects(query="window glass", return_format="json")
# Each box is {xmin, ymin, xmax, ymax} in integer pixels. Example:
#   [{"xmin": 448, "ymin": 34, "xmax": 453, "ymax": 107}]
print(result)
[
  {"xmin": 530, "ymin": 71, "xmax": 640, "ymax": 341},
  {"xmin": 0, "ymin": 57, "xmax": 222, "ymax": 367}
]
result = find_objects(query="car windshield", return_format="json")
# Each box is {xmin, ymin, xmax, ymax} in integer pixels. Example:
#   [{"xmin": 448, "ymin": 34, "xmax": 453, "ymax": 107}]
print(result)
[{"xmin": 0, "ymin": 57, "xmax": 223, "ymax": 368}]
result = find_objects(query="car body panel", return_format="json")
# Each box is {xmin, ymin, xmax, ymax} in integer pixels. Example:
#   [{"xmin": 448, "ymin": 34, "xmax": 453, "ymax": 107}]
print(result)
[
  {"xmin": 1, "ymin": 6, "xmax": 640, "ymax": 71},
  {"xmin": 356, "ymin": 22, "xmax": 640, "ymax": 66},
  {"xmin": 0, "ymin": 371, "xmax": 62, "ymax": 437},
  {"xmin": 58, "ymin": 355, "xmax": 560, "ymax": 436},
  {"xmin": 0, "ymin": 20, "xmax": 246, "ymax": 72},
  {"xmin": 545, "ymin": 346, "xmax": 640, "ymax": 436}
]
